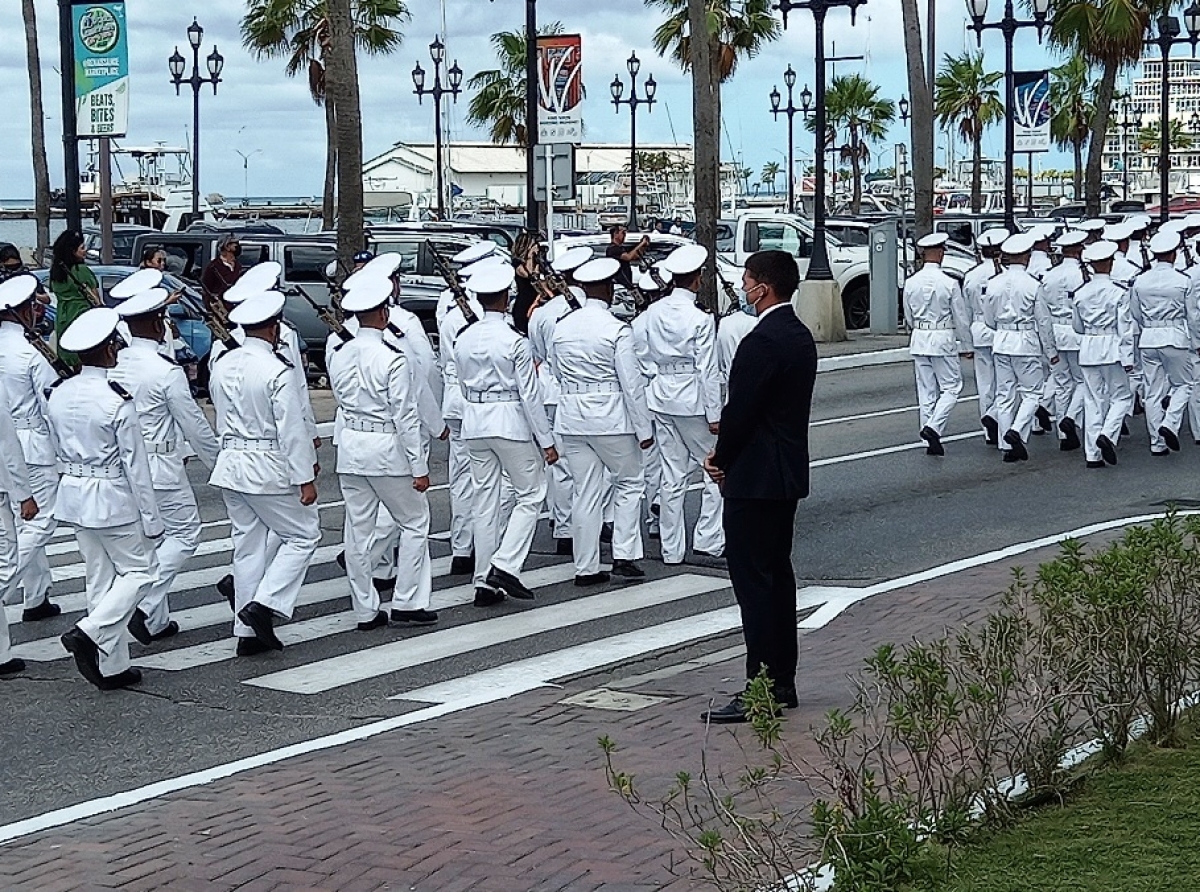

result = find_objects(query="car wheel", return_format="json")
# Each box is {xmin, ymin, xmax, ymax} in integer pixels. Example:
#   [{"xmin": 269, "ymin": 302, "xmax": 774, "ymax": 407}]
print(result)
[{"xmin": 843, "ymin": 282, "xmax": 870, "ymax": 330}]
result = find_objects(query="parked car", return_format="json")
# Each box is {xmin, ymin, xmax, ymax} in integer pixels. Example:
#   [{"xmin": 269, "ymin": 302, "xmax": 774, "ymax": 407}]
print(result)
[{"xmin": 82, "ymin": 224, "xmax": 158, "ymax": 266}]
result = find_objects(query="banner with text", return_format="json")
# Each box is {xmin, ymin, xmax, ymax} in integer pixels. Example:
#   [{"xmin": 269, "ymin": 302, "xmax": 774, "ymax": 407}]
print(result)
[
  {"xmin": 537, "ymin": 35, "xmax": 583, "ymax": 143},
  {"xmin": 1013, "ymin": 70, "xmax": 1050, "ymax": 153},
  {"xmin": 73, "ymin": 1, "xmax": 129, "ymax": 138}
]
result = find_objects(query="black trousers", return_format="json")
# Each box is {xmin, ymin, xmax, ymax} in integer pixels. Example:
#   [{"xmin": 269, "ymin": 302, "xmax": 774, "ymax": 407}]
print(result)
[{"xmin": 723, "ymin": 496, "xmax": 799, "ymax": 690}]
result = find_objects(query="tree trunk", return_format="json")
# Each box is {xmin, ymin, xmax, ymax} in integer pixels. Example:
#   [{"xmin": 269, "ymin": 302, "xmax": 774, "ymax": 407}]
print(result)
[
  {"xmin": 1073, "ymin": 138, "xmax": 1083, "ymax": 201},
  {"xmin": 971, "ymin": 130, "xmax": 984, "ymax": 213},
  {"xmin": 323, "ymin": 93, "xmax": 337, "ymax": 229},
  {"xmin": 900, "ymin": 0, "xmax": 934, "ymax": 237},
  {"xmin": 850, "ymin": 130, "xmax": 863, "ymax": 214},
  {"xmin": 21, "ymin": 0, "xmax": 50, "ymax": 265},
  {"xmin": 1085, "ymin": 60, "xmax": 1119, "ymax": 216},
  {"xmin": 689, "ymin": 0, "xmax": 719, "ymax": 313},
  {"xmin": 324, "ymin": 0, "xmax": 364, "ymax": 267}
]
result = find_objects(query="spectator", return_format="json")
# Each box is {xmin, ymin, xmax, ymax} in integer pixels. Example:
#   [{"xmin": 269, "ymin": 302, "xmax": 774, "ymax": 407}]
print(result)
[{"xmin": 48, "ymin": 230, "xmax": 99, "ymax": 366}]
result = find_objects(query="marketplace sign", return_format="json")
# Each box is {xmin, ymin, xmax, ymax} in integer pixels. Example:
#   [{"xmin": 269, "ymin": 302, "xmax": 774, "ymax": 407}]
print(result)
[{"xmin": 74, "ymin": 1, "xmax": 129, "ymax": 138}]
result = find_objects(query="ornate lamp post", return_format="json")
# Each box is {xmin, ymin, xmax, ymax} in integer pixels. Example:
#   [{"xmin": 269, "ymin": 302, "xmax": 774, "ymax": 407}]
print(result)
[
  {"xmin": 412, "ymin": 37, "xmax": 463, "ymax": 220},
  {"xmin": 611, "ymin": 53, "xmax": 657, "ymax": 230},
  {"xmin": 1144, "ymin": 8, "xmax": 1200, "ymax": 222},
  {"xmin": 770, "ymin": 65, "xmax": 802, "ymax": 214},
  {"xmin": 168, "ymin": 18, "xmax": 224, "ymax": 217}
]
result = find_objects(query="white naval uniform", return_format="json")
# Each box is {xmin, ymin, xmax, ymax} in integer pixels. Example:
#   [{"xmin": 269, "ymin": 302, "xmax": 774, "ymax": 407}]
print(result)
[
  {"xmin": 631, "ymin": 287, "xmax": 724, "ymax": 564},
  {"xmin": 208, "ymin": 338, "xmax": 320, "ymax": 640},
  {"xmin": 716, "ymin": 311, "xmax": 758, "ymax": 392},
  {"xmin": 1037, "ymin": 257, "xmax": 1087, "ymax": 437},
  {"xmin": 984, "ymin": 263, "xmax": 1057, "ymax": 447},
  {"xmin": 1071, "ymin": 274, "xmax": 1136, "ymax": 464},
  {"xmin": 903, "ymin": 262, "xmax": 970, "ymax": 436},
  {"xmin": 328, "ymin": 327, "xmax": 431, "ymax": 621},
  {"xmin": 0, "ymin": 321, "xmax": 58, "ymax": 610},
  {"xmin": 438, "ymin": 294, "xmax": 485, "ymax": 561},
  {"xmin": 0, "ymin": 392, "xmax": 32, "ymax": 666},
  {"xmin": 1128, "ymin": 261, "xmax": 1200, "ymax": 451},
  {"xmin": 549, "ymin": 298, "xmax": 652, "ymax": 576},
  {"xmin": 1028, "ymin": 250, "xmax": 1052, "ymax": 280},
  {"xmin": 110, "ymin": 337, "xmax": 220, "ymax": 635},
  {"xmin": 454, "ymin": 310, "xmax": 555, "ymax": 588},
  {"xmin": 962, "ymin": 260, "xmax": 999, "ymax": 425},
  {"xmin": 529, "ymin": 291, "xmax": 576, "ymax": 545},
  {"xmin": 46, "ymin": 367, "xmax": 163, "ymax": 678}
]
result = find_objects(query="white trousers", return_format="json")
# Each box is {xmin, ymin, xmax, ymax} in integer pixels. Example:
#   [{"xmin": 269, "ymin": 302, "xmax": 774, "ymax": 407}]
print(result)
[
  {"xmin": 1049, "ymin": 350, "xmax": 1086, "ymax": 437},
  {"xmin": 222, "ymin": 490, "xmax": 321, "ymax": 638},
  {"xmin": 562, "ymin": 434, "xmax": 645, "ymax": 575},
  {"xmin": 544, "ymin": 406, "xmax": 573, "ymax": 540},
  {"xmin": 654, "ymin": 413, "xmax": 724, "ymax": 563},
  {"xmin": 994, "ymin": 354, "xmax": 1046, "ymax": 447},
  {"xmin": 445, "ymin": 420, "xmax": 478, "ymax": 558},
  {"xmin": 340, "ymin": 474, "xmax": 431, "ymax": 621},
  {"xmin": 1080, "ymin": 364, "xmax": 1134, "ymax": 463},
  {"xmin": 0, "ymin": 505, "xmax": 17, "ymax": 665},
  {"xmin": 643, "ymin": 424, "xmax": 663, "ymax": 521},
  {"xmin": 973, "ymin": 346, "xmax": 997, "ymax": 421},
  {"xmin": 912, "ymin": 355, "xmax": 963, "ymax": 436},
  {"xmin": 75, "ymin": 523, "xmax": 158, "ymax": 677},
  {"xmin": 1141, "ymin": 346, "xmax": 1195, "ymax": 451},
  {"xmin": 468, "ymin": 436, "xmax": 546, "ymax": 587},
  {"xmin": 137, "ymin": 486, "xmax": 202, "ymax": 635},
  {"xmin": 3, "ymin": 464, "xmax": 57, "ymax": 609}
]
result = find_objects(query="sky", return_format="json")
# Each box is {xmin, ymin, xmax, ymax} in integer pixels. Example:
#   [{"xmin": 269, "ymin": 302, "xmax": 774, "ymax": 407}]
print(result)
[{"xmin": 1, "ymin": 0, "xmax": 1081, "ymax": 200}]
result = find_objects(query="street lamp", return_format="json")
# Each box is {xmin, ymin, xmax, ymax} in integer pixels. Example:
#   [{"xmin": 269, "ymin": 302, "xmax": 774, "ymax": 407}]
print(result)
[
  {"xmin": 412, "ymin": 36, "xmax": 463, "ymax": 220},
  {"xmin": 770, "ymin": 65, "xmax": 802, "ymax": 213},
  {"xmin": 1144, "ymin": 10, "xmax": 1200, "ymax": 222},
  {"xmin": 1116, "ymin": 96, "xmax": 1142, "ymax": 199},
  {"xmin": 898, "ymin": 95, "xmax": 911, "ymax": 124},
  {"xmin": 611, "ymin": 52, "xmax": 657, "ymax": 230},
  {"xmin": 168, "ymin": 18, "xmax": 223, "ymax": 217},
  {"xmin": 235, "ymin": 149, "xmax": 262, "ymax": 204},
  {"xmin": 967, "ymin": 0, "xmax": 1051, "ymax": 234}
]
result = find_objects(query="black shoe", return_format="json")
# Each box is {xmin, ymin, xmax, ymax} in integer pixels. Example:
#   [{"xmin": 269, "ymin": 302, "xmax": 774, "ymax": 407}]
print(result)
[
  {"xmin": 1159, "ymin": 426, "xmax": 1181, "ymax": 451},
  {"xmin": 600, "ymin": 523, "xmax": 614, "ymax": 544},
  {"xmin": 390, "ymin": 608, "xmax": 438, "ymax": 626},
  {"xmin": 217, "ymin": 574, "xmax": 235, "ymax": 610},
  {"xmin": 610, "ymin": 559, "xmax": 645, "ymax": 579},
  {"xmin": 486, "ymin": 566, "xmax": 535, "ymax": 600},
  {"xmin": 701, "ymin": 695, "xmax": 749, "ymax": 724},
  {"xmin": 650, "ymin": 503, "xmax": 661, "ymax": 517},
  {"xmin": 1059, "ymin": 432, "xmax": 1081, "ymax": 451},
  {"xmin": 555, "ymin": 538, "xmax": 574, "ymax": 557},
  {"xmin": 1151, "ymin": 449, "xmax": 1171, "ymax": 457},
  {"xmin": 575, "ymin": 572, "xmax": 611, "ymax": 586},
  {"xmin": 1097, "ymin": 434, "xmax": 1118, "ymax": 465},
  {"xmin": 60, "ymin": 628, "xmax": 105, "ymax": 688},
  {"xmin": 336, "ymin": 550, "xmax": 347, "ymax": 572},
  {"xmin": 981, "ymin": 415, "xmax": 999, "ymax": 445},
  {"xmin": 1086, "ymin": 460, "xmax": 1106, "ymax": 469},
  {"xmin": 1059, "ymin": 416, "xmax": 1078, "ymax": 438},
  {"xmin": 449, "ymin": 555, "xmax": 474, "ymax": 576},
  {"xmin": 1002, "ymin": 430, "xmax": 1028, "ymax": 461},
  {"xmin": 1133, "ymin": 396, "xmax": 1145, "ymax": 416},
  {"xmin": 0, "ymin": 658, "xmax": 26, "ymax": 676},
  {"xmin": 127, "ymin": 608, "xmax": 153, "ymax": 645},
  {"xmin": 356, "ymin": 610, "xmax": 389, "ymax": 631},
  {"xmin": 1035, "ymin": 406, "xmax": 1053, "ymax": 432},
  {"xmin": 1162, "ymin": 395, "xmax": 1172, "ymax": 411},
  {"xmin": 773, "ymin": 686, "xmax": 800, "ymax": 709},
  {"xmin": 920, "ymin": 426, "xmax": 945, "ymax": 456},
  {"xmin": 372, "ymin": 577, "xmax": 397, "ymax": 594},
  {"xmin": 473, "ymin": 586, "xmax": 505, "ymax": 607},
  {"xmin": 688, "ymin": 551, "xmax": 728, "ymax": 570},
  {"xmin": 237, "ymin": 602, "xmax": 283, "ymax": 651},
  {"xmin": 21, "ymin": 599, "xmax": 61, "ymax": 622},
  {"xmin": 98, "ymin": 667, "xmax": 142, "ymax": 691},
  {"xmin": 151, "ymin": 621, "xmax": 180, "ymax": 641},
  {"xmin": 1121, "ymin": 421, "xmax": 1131, "ymax": 436},
  {"xmin": 235, "ymin": 636, "xmax": 273, "ymax": 657}
]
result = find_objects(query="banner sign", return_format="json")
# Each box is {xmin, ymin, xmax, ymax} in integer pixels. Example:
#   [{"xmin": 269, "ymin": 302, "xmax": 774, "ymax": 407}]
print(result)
[
  {"xmin": 73, "ymin": 1, "xmax": 130, "ymax": 138},
  {"xmin": 1013, "ymin": 70, "xmax": 1051, "ymax": 153},
  {"xmin": 537, "ymin": 35, "xmax": 583, "ymax": 143}
]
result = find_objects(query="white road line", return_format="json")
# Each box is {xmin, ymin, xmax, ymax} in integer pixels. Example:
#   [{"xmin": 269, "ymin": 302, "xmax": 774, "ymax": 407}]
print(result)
[
  {"xmin": 811, "ymin": 430, "xmax": 983, "ymax": 467},
  {"xmin": 817, "ymin": 347, "xmax": 910, "ymax": 372},
  {"xmin": 810, "ymin": 395, "xmax": 976, "ymax": 428},
  {"xmin": 247, "ymin": 573, "xmax": 728, "ymax": 694}
]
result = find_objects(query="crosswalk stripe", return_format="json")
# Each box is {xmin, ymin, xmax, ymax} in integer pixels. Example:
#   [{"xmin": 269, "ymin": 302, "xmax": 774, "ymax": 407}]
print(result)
[{"xmin": 246, "ymin": 573, "xmax": 728, "ymax": 695}]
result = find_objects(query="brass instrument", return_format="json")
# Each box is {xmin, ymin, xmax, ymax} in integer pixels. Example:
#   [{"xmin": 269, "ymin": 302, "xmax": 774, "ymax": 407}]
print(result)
[{"xmin": 430, "ymin": 248, "xmax": 480, "ymax": 326}]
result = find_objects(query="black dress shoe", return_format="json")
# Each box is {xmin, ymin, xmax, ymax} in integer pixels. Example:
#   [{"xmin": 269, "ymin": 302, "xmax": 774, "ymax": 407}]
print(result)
[
  {"xmin": 773, "ymin": 686, "xmax": 800, "ymax": 709},
  {"xmin": 152, "ymin": 621, "xmax": 180, "ymax": 641},
  {"xmin": 356, "ymin": 610, "xmax": 389, "ymax": 631},
  {"xmin": 1162, "ymin": 395, "xmax": 1172, "ymax": 411},
  {"xmin": 21, "ymin": 599, "xmax": 61, "ymax": 622},
  {"xmin": 688, "ymin": 551, "xmax": 728, "ymax": 570},
  {"xmin": 1097, "ymin": 434, "xmax": 1118, "ymax": 465},
  {"xmin": 217, "ymin": 574, "xmax": 235, "ymax": 610},
  {"xmin": 372, "ymin": 577, "xmax": 397, "ymax": 594},
  {"xmin": 336, "ymin": 550, "xmax": 347, "ymax": 572},
  {"xmin": 1133, "ymin": 396, "xmax": 1145, "ymax": 416},
  {"xmin": 1086, "ymin": 460, "xmax": 1106, "ymax": 469},
  {"xmin": 575, "ymin": 572, "xmax": 611, "ymax": 586},
  {"xmin": 981, "ymin": 415, "xmax": 999, "ymax": 444},
  {"xmin": 1121, "ymin": 420, "xmax": 1131, "ymax": 435},
  {"xmin": 237, "ymin": 602, "xmax": 283, "ymax": 651},
  {"xmin": 1002, "ymin": 430, "xmax": 1028, "ymax": 461},
  {"xmin": 98, "ymin": 667, "xmax": 142, "ymax": 691},
  {"xmin": 473, "ymin": 586, "xmax": 505, "ymax": 607},
  {"xmin": 60, "ymin": 628, "xmax": 105, "ymax": 688},
  {"xmin": 1002, "ymin": 451, "xmax": 1021, "ymax": 463},
  {"xmin": 486, "ymin": 566, "xmax": 535, "ymax": 600},
  {"xmin": 449, "ymin": 555, "xmax": 474, "ymax": 576},
  {"xmin": 390, "ymin": 608, "xmax": 438, "ymax": 626},
  {"xmin": 701, "ymin": 696, "xmax": 749, "ymax": 724},
  {"xmin": 919, "ymin": 426, "xmax": 945, "ymax": 456},
  {"xmin": 600, "ymin": 522, "xmax": 614, "ymax": 544},
  {"xmin": 1159, "ymin": 426, "xmax": 1181, "ymax": 451},
  {"xmin": 555, "ymin": 538, "xmax": 574, "ymax": 557},
  {"xmin": 1059, "ymin": 433, "xmax": 1081, "ymax": 451},
  {"xmin": 0, "ymin": 658, "xmax": 26, "ymax": 676},
  {"xmin": 236, "ymin": 636, "xmax": 273, "ymax": 656},
  {"xmin": 610, "ymin": 559, "xmax": 645, "ymax": 579},
  {"xmin": 1059, "ymin": 416, "xmax": 1078, "ymax": 437},
  {"xmin": 127, "ymin": 608, "xmax": 154, "ymax": 645},
  {"xmin": 1150, "ymin": 449, "xmax": 1171, "ymax": 457},
  {"xmin": 650, "ymin": 503, "xmax": 661, "ymax": 517},
  {"xmin": 1035, "ymin": 406, "xmax": 1053, "ymax": 432}
]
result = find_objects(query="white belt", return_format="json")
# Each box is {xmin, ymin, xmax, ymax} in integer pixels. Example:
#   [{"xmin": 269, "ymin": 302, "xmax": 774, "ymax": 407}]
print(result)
[
  {"xmin": 1083, "ymin": 326, "xmax": 1117, "ymax": 335},
  {"xmin": 13, "ymin": 418, "xmax": 44, "ymax": 432},
  {"xmin": 61, "ymin": 461, "xmax": 121, "ymax": 480},
  {"xmin": 996, "ymin": 322, "xmax": 1035, "ymax": 332},
  {"xmin": 1141, "ymin": 320, "xmax": 1180, "ymax": 328},
  {"xmin": 146, "ymin": 440, "xmax": 177, "ymax": 455},
  {"xmin": 912, "ymin": 322, "xmax": 953, "ymax": 331},
  {"xmin": 222, "ymin": 436, "xmax": 279, "ymax": 452},
  {"xmin": 342, "ymin": 416, "xmax": 396, "ymax": 433},
  {"xmin": 657, "ymin": 360, "xmax": 696, "ymax": 375},
  {"xmin": 465, "ymin": 390, "xmax": 520, "ymax": 403},
  {"xmin": 560, "ymin": 381, "xmax": 621, "ymax": 395}
]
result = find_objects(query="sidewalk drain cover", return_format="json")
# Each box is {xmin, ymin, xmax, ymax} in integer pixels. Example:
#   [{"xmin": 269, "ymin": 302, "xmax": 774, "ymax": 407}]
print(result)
[{"xmin": 560, "ymin": 688, "xmax": 671, "ymax": 712}]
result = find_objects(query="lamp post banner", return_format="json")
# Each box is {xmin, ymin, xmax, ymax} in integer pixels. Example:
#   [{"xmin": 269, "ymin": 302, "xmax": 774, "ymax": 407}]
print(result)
[
  {"xmin": 537, "ymin": 34, "xmax": 583, "ymax": 143},
  {"xmin": 73, "ymin": 1, "xmax": 129, "ymax": 138},
  {"xmin": 1013, "ymin": 70, "xmax": 1050, "ymax": 153}
]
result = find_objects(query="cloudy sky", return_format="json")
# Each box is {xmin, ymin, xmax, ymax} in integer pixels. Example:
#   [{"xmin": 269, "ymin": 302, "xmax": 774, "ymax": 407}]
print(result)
[{"xmin": 3, "ymin": 0, "xmax": 1083, "ymax": 200}]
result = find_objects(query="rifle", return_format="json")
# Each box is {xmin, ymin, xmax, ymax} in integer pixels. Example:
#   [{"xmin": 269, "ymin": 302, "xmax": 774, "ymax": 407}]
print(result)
[
  {"xmin": 528, "ymin": 244, "xmax": 581, "ymax": 316},
  {"xmin": 1140, "ymin": 241, "xmax": 1151, "ymax": 270},
  {"xmin": 19, "ymin": 320, "xmax": 74, "ymax": 379},
  {"xmin": 287, "ymin": 286, "xmax": 352, "ymax": 343},
  {"xmin": 1067, "ymin": 256, "xmax": 1092, "ymax": 300},
  {"xmin": 430, "ymin": 247, "xmax": 479, "ymax": 326},
  {"xmin": 715, "ymin": 267, "xmax": 743, "ymax": 318},
  {"xmin": 200, "ymin": 295, "xmax": 240, "ymax": 353},
  {"xmin": 1183, "ymin": 239, "xmax": 1196, "ymax": 269}
]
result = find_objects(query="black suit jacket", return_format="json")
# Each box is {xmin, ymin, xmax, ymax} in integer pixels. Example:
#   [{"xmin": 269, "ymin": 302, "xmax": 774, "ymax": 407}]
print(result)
[{"xmin": 713, "ymin": 304, "xmax": 817, "ymax": 501}]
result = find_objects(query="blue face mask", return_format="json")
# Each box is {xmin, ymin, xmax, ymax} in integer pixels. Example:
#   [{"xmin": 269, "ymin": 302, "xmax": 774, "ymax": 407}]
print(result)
[{"xmin": 740, "ymin": 284, "xmax": 764, "ymax": 316}]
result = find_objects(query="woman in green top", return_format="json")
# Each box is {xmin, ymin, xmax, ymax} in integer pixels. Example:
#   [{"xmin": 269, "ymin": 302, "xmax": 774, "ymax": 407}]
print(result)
[{"xmin": 49, "ymin": 230, "xmax": 99, "ymax": 367}]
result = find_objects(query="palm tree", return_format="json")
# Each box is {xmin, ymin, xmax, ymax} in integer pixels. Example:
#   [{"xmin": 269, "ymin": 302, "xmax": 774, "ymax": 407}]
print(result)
[
  {"xmin": 21, "ymin": 0, "xmax": 50, "ymax": 264},
  {"xmin": 761, "ymin": 160, "xmax": 781, "ymax": 195},
  {"xmin": 466, "ymin": 24, "xmax": 564, "ymax": 147},
  {"xmin": 1137, "ymin": 119, "xmax": 1195, "ymax": 156},
  {"xmin": 241, "ymin": 0, "xmax": 409, "ymax": 227},
  {"xmin": 1050, "ymin": 55, "xmax": 1094, "ymax": 201},
  {"xmin": 933, "ymin": 51, "xmax": 1003, "ymax": 214},
  {"xmin": 323, "ymin": 0, "xmax": 366, "ymax": 264},
  {"xmin": 813, "ymin": 74, "xmax": 896, "ymax": 215},
  {"xmin": 900, "ymin": 0, "xmax": 935, "ymax": 237}
]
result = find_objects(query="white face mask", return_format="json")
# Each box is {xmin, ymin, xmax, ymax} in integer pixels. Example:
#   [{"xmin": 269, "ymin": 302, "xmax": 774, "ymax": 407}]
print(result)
[{"xmin": 742, "ymin": 283, "xmax": 767, "ymax": 316}]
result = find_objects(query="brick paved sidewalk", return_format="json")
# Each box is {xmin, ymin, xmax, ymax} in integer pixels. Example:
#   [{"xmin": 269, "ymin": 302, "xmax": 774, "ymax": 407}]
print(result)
[{"xmin": 0, "ymin": 546, "xmax": 1060, "ymax": 892}]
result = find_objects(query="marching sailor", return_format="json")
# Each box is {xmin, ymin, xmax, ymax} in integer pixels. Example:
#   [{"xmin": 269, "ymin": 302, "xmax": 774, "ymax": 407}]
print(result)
[
  {"xmin": 632, "ymin": 266, "xmax": 673, "ymax": 541},
  {"xmin": 1038, "ymin": 229, "xmax": 1089, "ymax": 451},
  {"xmin": 715, "ymin": 271, "xmax": 758, "ymax": 390},
  {"xmin": 453, "ymin": 264, "xmax": 559, "ymax": 604},
  {"xmin": 550, "ymin": 256, "xmax": 653, "ymax": 585},
  {"xmin": 1106, "ymin": 222, "xmax": 1144, "ymax": 286},
  {"xmin": 110, "ymin": 288, "xmax": 221, "ymax": 643},
  {"xmin": 1071, "ymin": 240, "xmax": 1136, "ymax": 468},
  {"xmin": 52, "ymin": 308, "xmax": 163, "ymax": 690},
  {"xmin": 963, "ymin": 228, "xmax": 1008, "ymax": 444},
  {"xmin": 904, "ymin": 232, "xmax": 971, "ymax": 456},
  {"xmin": 1027, "ymin": 226, "xmax": 1055, "ymax": 280},
  {"xmin": 0, "ymin": 388, "xmax": 37, "ymax": 677},
  {"xmin": 208, "ymin": 291, "xmax": 321, "ymax": 653}
]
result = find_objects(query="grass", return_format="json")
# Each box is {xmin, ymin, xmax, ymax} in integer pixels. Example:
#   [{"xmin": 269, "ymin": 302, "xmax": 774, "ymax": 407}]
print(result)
[{"xmin": 921, "ymin": 731, "xmax": 1200, "ymax": 892}]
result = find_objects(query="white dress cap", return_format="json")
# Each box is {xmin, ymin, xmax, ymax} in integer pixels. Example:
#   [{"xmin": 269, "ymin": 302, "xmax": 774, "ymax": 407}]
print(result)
[
  {"xmin": 341, "ymin": 276, "xmax": 393, "ymax": 314},
  {"xmin": 660, "ymin": 243, "xmax": 708, "ymax": 276},
  {"xmin": 1184, "ymin": 213, "xmax": 1200, "ymax": 229},
  {"xmin": 116, "ymin": 288, "xmax": 170, "ymax": 318},
  {"xmin": 1158, "ymin": 218, "xmax": 1186, "ymax": 234},
  {"xmin": 361, "ymin": 252, "xmax": 404, "ymax": 279},
  {"xmin": 976, "ymin": 228, "xmax": 1010, "ymax": 248},
  {"xmin": 452, "ymin": 241, "xmax": 497, "ymax": 265},
  {"xmin": 109, "ymin": 268, "xmax": 163, "ymax": 300},
  {"xmin": 638, "ymin": 270, "xmax": 665, "ymax": 291},
  {"xmin": 469, "ymin": 263, "xmax": 516, "ymax": 296},
  {"xmin": 228, "ymin": 291, "xmax": 286, "ymax": 327},
  {"xmin": 1001, "ymin": 232, "xmax": 1036, "ymax": 255},
  {"xmin": 1103, "ymin": 221, "xmax": 1132, "ymax": 242},
  {"xmin": 1082, "ymin": 240, "xmax": 1119, "ymax": 264},
  {"xmin": 1128, "ymin": 213, "xmax": 1153, "ymax": 230},
  {"xmin": 1055, "ymin": 230, "xmax": 1089, "ymax": 249},
  {"xmin": 1149, "ymin": 230, "xmax": 1182, "ymax": 254},
  {"xmin": 916, "ymin": 232, "xmax": 949, "ymax": 249},
  {"xmin": 574, "ymin": 257, "xmax": 621, "ymax": 284},
  {"xmin": 0, "ymin": 273, "xmax": 40, "ymax": 310},
  {"xmin": 552, "ymin": 246, "xmax": 594, "ymax": 273},
  {"xmin": 60, "ymin": 307, "xmax": 120, "ymax": 353},
  {"xmin": 224, "ymin": 261, "xmax": 283, "ymax": 305},
  {"xmin": 1029, "ymin": 224, "xmax": 1057, "ymax": 242},
  {"xmin": 1077, "ymin": 218, "xmax": 1107, "ymax": 233},
  {"xmin": 460, "ymin": 255, "xmax": 509, "ymax": 280}
]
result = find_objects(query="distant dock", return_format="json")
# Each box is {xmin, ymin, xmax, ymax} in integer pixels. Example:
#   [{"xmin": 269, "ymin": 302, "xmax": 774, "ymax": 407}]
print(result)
[{"xmin": 0, "ymin": 201, "xmax": 322, "ymax": 222}]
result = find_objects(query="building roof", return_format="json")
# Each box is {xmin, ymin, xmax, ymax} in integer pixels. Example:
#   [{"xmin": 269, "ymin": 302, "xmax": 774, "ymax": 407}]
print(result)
[{"xmin": 364, "ymin": 141, "xmax": 692, "ymax": 177}]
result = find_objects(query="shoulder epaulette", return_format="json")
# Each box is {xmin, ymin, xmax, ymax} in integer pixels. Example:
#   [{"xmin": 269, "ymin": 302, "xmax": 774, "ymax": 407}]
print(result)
[
  {"xmin": 273, "ymin": 351, "xmax": 294, "ymax": 369},
  {"xmin": 108, "ymin": 380, "xmax": 133, "ymax": 401},
  {"xmin": 44, "ymin": 378, "xmax": 66, "ymax": 400},
  {"xmin": 158, "ymin": 352, "xmax": 180, "ymax": 367},
  {"xmin": 385, "ymin": 323, "xmax": 406, "ymax": 339},
  {"xmin": 383, "ymin": 341, "xmax": 403, "ymax": 355}
]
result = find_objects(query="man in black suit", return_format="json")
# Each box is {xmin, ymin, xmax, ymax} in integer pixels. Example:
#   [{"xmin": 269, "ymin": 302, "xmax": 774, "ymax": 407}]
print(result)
[{"xmin": 701, "ymin": 250, "xmax": 818, "ymax": 724}]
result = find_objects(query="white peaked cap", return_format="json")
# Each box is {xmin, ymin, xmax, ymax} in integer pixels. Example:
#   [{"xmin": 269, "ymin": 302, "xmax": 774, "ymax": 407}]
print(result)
[
  {"xmin": 116, "ymin": 288, "xmax": 171, "ymax": 318},
  {"xmin": 552, "ymin": 246, "xmax": 594, "ymax": 273},
  {"xmin": 1076, "ymin": 218, "xmax": 1107, "ymax": 233},
  {"xmin": 661, "ymin": 244, "xmax": 708, "ymax": 276},
  {"xmin": 1149, "ymin": 230, "xmax": 1182, "ymax": 254},
  {"xmin": 1082, "ymin": 241, "xmax": 1118, "ymax": 263},
  {"xmin": 228, "ymin": 291, "xmax": 286, "ymax": 327},
  {"xmin": 1055, "ymin": 230, "xmax": 1088, "ymax": 248},
  {"xmin": 60, "ymin": 307, "xmax": 120, "ymax": 353},
  {"xmin": 452, "ymin": 241, "xmax": 497, "ymax": 264},
  {"xmin": 916, "ymin": 232, "xmax": 948, "ymax": 249},
  {"xmin": 1029, "ymin": 224, "xmax": 1057, "ymax": 242},
  {"xmin": 1128, "ymin": 213, "xmax": 1152, "ymax": 230},
  {"xmin": 574, "ymin": 257, "xmax": 621, "ymax": 284},
  {"xmin": 460, "ymin": 255, "xmax": 508, "ymax": 279},
  {"xmin": 1001, "ymin": 232, "xmax": 1036, "ymax": 255},
  {"xmin": 109, "ymin": 268, "xmax": 163, "ymax": 300},
  {"xmin": 1184, "ymin": 212, "xmax": 1200, "ymax": 229},
  {"xmin": 361, "ymin": 252, "xmax": 404, "ymax": 278},
  {"xmin": 469, "ymin": 263, "xmax": 515, "ymax": 295},
  {"xmin": 1103, "ymin": 221, "xmax": 1132, "ymax": 242},
  {"xmin": 341, "ymin": 277, "xmax": 392, "ymax": 313},
  {"xmin": 977, "ymin": 228, "xmax": 1010, "ymax": 248},
  {"xmin": 638, "ymin": 269, "xmax": 669, "ymax": 291},
  {"xmin": 0, "ymin": 273, "xmax": 40, "ymax": 310},
  {"xmin": 224, "ymin": 262, "xmax": 283, "ymax": 304}
]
